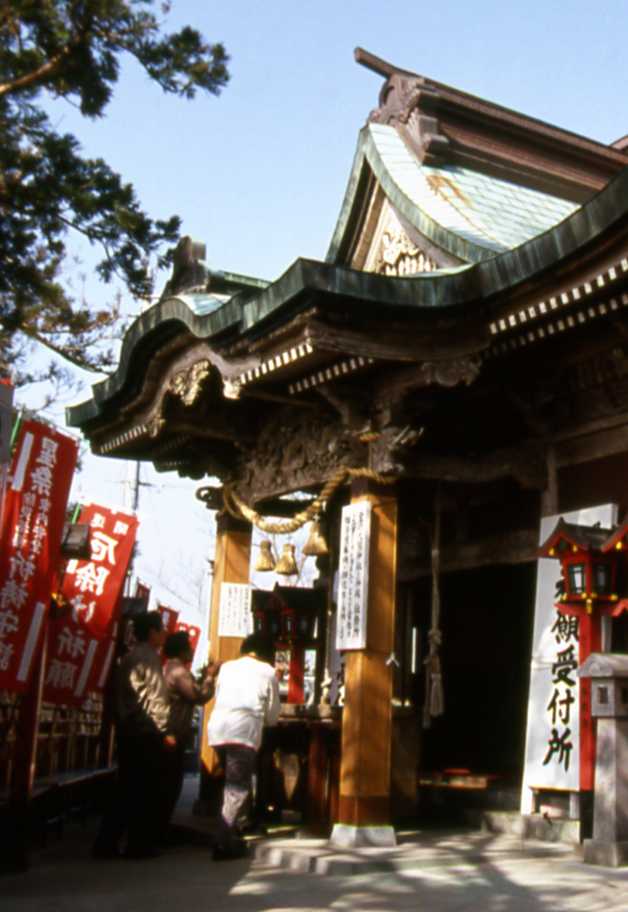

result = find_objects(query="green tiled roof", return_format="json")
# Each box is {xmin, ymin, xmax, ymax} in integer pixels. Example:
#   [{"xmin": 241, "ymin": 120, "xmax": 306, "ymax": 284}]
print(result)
[
  {"xmin": 67, "ymin": 159, "xmax": 628, "ymax": 431},
  {"xmin": 419, "ymin": 159, "xmax": 579, "ymax": 252},
  {"xmin": 175, "ymin": 293, "xmax": 230, "ymax": 316},
  {"xmin": 328, "ymin": 123, "xmax": 579, "ymax": 263}
]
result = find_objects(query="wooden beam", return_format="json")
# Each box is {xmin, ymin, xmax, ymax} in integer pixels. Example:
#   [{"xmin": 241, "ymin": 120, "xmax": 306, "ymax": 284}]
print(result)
[
  {"xmin": 399, "ymin": 528, "xmax": 538, "ymax": 579},
  {"xmin": 553, "ymin": 423, "xmax": 628, "ymax": 468},
  {"xmin": 306, "ymin": 319, "xmax": 487, "ymax": 366},
  {"xmin": 401, "ymin": 442, "xmax": 547, "ymax": 490},
  {"xmin": 164, "ymin": 421, "xmax": 252, "ymax": 445},
  {"xmin": 354, "ymin": 47, "xmax": 400, "ymax": 78}
]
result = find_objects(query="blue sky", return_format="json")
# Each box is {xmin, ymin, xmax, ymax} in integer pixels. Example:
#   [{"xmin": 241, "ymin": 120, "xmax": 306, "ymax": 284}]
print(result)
[{"xmin": 19, "ymin": 0, "xmax": 628, "ymax": 633}]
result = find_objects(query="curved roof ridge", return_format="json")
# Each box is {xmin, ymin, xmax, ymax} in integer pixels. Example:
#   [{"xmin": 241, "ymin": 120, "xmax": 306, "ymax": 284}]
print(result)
[
  {"xmin": 327, "ymin": 123, "xmax": 578, "ymax": 266},
  {"xmin": 68, "ymin": 162, "xmax": 628, "ymax": 430},
  {"xmin": 326, "ymin": 124, "xmax": 500, "ymax": 265},
  {"xmin": 354, "ymin": 47, "xmax": 628, "ymax": 162}
]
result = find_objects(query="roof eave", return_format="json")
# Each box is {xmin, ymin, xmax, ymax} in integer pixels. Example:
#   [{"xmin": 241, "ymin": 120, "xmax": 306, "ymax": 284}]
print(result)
[{"xmin": 67, "ymin": 162, "xmax": 628, "ymax": 433}]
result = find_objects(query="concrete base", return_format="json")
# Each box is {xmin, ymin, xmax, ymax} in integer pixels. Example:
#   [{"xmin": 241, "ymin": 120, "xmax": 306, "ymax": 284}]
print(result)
[
  {"xmin": 473, "ymin": 811, "xmax": 583, "ymax": 846},
  {"xmin": 583, "ymin": 839, "xmax": 628, "ymax": 867},
  {"xmin": 329, "ymin": 824, "xmax": 397, "ymax": 848}
]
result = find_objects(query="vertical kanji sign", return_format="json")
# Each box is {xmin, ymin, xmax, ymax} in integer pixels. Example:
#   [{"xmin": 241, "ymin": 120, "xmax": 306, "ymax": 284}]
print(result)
[
  {"xmin": 44, "ymin": 613, "xmax": 118, "ymax": 706},
  {"xmin": 336, "ymin": 501, "xmax": 372, "ymax": 650},
  {"xmin": 0, "ymin": 420, "xmax": 77, "ymax": 692},
  {"xmin": 60, "ymin": 503, "xmax": 138, "ymax": 639},
  {"xmin": 520, "ymin": 503, "xmax": 617, "ymax": 814},
  {"xmin": 44, "ymin": 503, "xmax": 137, "ymax": 705}
]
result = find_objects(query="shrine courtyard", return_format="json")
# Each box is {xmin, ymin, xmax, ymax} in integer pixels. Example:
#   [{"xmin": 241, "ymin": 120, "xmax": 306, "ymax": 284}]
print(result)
[{"xmin": 3, "ymin": 777, "xmax": 628, "ymax": 912}]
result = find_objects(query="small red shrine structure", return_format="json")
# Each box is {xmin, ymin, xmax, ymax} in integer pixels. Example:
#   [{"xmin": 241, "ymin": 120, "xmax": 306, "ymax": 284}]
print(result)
[{"xmin": 539, "ymin": 519, "xmax": 628, "ymax": 790}]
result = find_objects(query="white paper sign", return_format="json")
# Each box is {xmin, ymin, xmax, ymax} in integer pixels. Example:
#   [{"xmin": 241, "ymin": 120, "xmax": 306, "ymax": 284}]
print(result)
[
  {"xmin": 336, "ymin": 501, "xmax": 371, "ymax": 650},
  {"xmin": 218, "ymin": 582, "xmax": 253, "ymax": 637},
  {"xmin": 520, "ymin": 503, "xmax": 617, "ymax": 813}
]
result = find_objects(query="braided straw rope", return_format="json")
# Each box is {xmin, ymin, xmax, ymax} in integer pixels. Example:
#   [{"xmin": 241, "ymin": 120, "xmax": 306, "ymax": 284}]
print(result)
[{"xmin": 223, "ymin": 466, "xmax": 396, "ymax": 534}]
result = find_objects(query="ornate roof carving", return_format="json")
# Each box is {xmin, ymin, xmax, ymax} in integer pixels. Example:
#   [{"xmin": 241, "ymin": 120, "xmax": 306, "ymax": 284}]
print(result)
[{"xmin": 355, "ymin": 47, "xmax": 626, "ymax": 199}]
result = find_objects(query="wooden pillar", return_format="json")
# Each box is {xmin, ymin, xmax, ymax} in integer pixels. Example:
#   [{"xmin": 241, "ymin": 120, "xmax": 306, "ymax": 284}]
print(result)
[
  {"xmin": 541, "ymin": 445, "xmax": 559, "ymax": 517},
  {"xmin": 198, "ymin": 512, "xmax": 252, "ymax": 808},
  {"xmin": 330, "ymin": 481, "xmax": 398, "ymax": 847}
]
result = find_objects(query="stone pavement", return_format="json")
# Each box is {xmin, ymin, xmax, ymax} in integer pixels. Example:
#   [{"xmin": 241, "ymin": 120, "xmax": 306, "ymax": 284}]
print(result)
[{"xmin": 3, "ymin": 778, "xmax": 628, "ymax": 912}]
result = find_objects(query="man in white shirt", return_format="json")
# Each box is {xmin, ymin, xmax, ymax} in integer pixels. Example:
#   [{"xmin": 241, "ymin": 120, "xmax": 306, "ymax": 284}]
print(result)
[{"xmin": 207, "ymin": 632, "xmax": 281, "ymax": 859}]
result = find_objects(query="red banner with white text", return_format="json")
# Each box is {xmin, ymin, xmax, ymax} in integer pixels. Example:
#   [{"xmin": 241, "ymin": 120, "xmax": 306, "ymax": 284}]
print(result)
[
  {"xmin": 0, "ymin": 420, "xmax": 77, "ymax": 692},
  {"xmin": 43, "ymin": 613, "xmax": 118, "ymax": 706},
  {"xmin": 43, "ymin": 503, "xmax": 137, "ymax": 705},
  {"xmin": 60, "ymin": 503, "xmax": 138, "ymax": 640},
  {"xmin": 135, "ymin": 579, "xmax": 151, "ymax": 609}
]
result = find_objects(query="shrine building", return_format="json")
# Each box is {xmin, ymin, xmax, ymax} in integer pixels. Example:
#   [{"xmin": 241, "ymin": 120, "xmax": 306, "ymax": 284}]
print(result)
[{"xmin": 68, "ymin": 48, "xmax": 628, "ymax": 846}]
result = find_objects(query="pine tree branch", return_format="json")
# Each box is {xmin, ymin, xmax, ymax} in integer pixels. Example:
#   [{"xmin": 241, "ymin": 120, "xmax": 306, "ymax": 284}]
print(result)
[
  {"xmin": 19, "ymin": 326, "xmax": 111, "ymax": 374},
  {"xmin": 0, "ymin": 46, "xmax": 73, "ymax": 97}
]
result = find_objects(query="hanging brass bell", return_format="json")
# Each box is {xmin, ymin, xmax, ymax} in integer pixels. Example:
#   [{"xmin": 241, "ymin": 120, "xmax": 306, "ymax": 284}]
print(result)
[
  {"xmin": 255, "ymin": 539, "xmax": 276, "ymax": 572},
  {"xmin": 274, "ymin": 542, "xmax": 298, "ymax": 576},
  {"xmin": 302, "ymin": 517, "xmax": 329, "ymax": 557}
]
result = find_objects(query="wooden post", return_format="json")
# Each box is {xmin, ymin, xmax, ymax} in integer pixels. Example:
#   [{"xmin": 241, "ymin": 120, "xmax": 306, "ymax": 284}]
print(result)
[
  {"xmin": 198, "ymin": 513, "xmax": 251, "ymax": 810},
  {"xmin": 541, "ymin": 445, "xmax": 559, "ymax": 517},
  {"xmin": 330, "ymin": 481, "xmax": 398, "ymax": 847}
]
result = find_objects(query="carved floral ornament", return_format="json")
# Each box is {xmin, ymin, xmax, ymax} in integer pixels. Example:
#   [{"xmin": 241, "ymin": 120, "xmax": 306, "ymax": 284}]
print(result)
[
  {"xmin": 371, "ymin": 206, "xmax": 437, "ymax": 277},
  {"xmin": 420, "ymin": 357, "xmax": 480, "ymax": 387},
  {"xmin": 168, "ymin": 356, "xmax": 244, "ymax": 407},
  {"xmin": 139, "ymin": 359, "xmax": 215, "ymax": 445},
  {"xmin": 169, "ymin": 359, "xmax": 212, "ymax": 407},
  {"xmin": 368, "ymin": 73, "xmax": 423, "ymax": 128}
]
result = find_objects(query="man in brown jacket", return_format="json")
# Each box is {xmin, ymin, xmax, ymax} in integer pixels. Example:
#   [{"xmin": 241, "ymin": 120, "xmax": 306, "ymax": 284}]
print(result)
[
  {"xmin": 161, "ymin": 631, "xmax": 218, "ymax": 837},
  {"xmin": 93, "ymin": 611, "xmax": 173, "ymax": 859}
]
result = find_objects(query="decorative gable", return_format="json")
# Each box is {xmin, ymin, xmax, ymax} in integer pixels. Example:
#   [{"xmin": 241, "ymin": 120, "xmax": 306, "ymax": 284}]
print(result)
[{"xmin": 354, "ymin": 195, "xmax": 439, "ymax": 276}]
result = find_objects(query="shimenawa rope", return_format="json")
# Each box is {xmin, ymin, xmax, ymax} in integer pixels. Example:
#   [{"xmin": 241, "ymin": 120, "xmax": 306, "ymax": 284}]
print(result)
[{"xmin": 222, "ymin": 466, "xmax": 396, "ymax": 534}]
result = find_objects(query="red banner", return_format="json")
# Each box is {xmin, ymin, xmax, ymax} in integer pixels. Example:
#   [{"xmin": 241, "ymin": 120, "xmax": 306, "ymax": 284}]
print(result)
[
  {"xmin": 43, "ymin": 503, "xmax": 136, "ymax": 705},
  {"xmin": 43, "ymin": 613, "xmax": 112, "ymax": 706},
  {"xmin": 61, "ymin": 503, "xmax": 138, "ymax": 639},
  {"xmin": 175, "ymin": 621, "xmax": 202, "ymax": 658},
  {"xmin": 0, "ymin": 420, "xmax": 77, "ymax": 692},
  {"xmin": 158, "ymin": 604, "xmax": 180, "ymax": 634},
  {"xmin": 135, "ymin": 579, "xmax": 151, "ymax": 608}
]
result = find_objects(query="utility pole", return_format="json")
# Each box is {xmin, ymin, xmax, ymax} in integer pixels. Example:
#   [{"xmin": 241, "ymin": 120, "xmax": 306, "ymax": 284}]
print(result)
[{"xmin": 124, "ymin": 460, "xmax": 151, "ymax": 595}]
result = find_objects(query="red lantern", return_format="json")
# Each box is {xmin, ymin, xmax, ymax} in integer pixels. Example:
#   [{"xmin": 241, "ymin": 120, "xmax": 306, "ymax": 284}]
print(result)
[{"xmin": 539, "ymin": 519, "xmax": 620, "ymax": 617}]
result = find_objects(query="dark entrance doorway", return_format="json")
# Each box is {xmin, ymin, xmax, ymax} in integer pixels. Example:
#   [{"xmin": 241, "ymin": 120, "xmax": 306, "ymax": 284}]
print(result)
[{"xmin": 415, "ymin": 562, "xmax": 535, "ymax": 784}]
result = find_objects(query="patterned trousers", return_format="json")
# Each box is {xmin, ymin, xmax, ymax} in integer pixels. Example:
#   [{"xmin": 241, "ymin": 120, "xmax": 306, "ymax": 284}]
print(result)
[{"xmin": 215, "ymin": 745, "xmax": 257, "ymax": 849}]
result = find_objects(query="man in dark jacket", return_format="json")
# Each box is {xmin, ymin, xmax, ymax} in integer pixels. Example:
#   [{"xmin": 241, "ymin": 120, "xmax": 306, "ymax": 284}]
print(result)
[{"xmin": 93, "ymin": 611, "xmax": 173, "ymax": 859}]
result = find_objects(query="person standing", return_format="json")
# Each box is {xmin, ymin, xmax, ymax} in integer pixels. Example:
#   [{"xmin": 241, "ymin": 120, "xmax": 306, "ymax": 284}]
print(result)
[
  {"xmin": 93, "ymin": 610, "xmax": 174, "ymax": 859},
  {"xmin": 161, "ymin": 631, "xmax": 218, "ymax": 837},
  {"xmin": 207, "ymin": 632, "xmax": 281, "ymax": 860}
]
